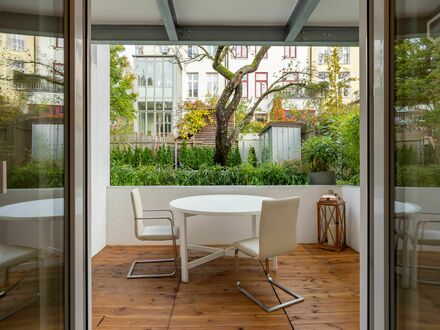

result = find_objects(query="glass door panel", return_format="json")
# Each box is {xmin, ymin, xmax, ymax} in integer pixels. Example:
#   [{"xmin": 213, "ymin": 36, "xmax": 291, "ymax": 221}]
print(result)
[
  {"xmin": 393, "ymin": 1, "xmax": 440, "ymax": 328},
  {"xmin": 0, "ymin": 1, "xmax": 66, "ymax": 328}
]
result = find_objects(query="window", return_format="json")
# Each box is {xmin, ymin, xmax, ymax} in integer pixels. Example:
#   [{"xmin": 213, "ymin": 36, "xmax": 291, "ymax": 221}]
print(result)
[
  {"xmin": 284, "ymin": 46, "xmax": 296, "ymax": 58},
  {"xmin": 187, "ymin": 46, "xmax": 198, "ymax": 58},
  {"xmin": 187, "ymin": 73, "xmax": 198, "ymax": 98},
  {"xmin": 206, "ymin": 46, "xmax": 216, "ymax": 56},
  {"xmin": 206, "ymin": 73, "xmax": 218, "ymax": 96},
  {"xmin": 340, "ymin": 47, "xmax": 350, "ymax": 64},
  {"xmin": 53, "ymin": 62, "xmax": 64, "ymax": 78},
  {"xmin": 317, "ymin": 72, "xmax": 329, "ymax": 81},
  {"xmin": 283, "ymin": 72, "xmax": 299, "ymax": 82},
  {"xmin": 255, "ymin": 72, "xmax": 268, "ymax": 98},
  {"xmin": 254, "ymin": 46, "xmax": 268, "ymax": 59},
  {"xmin": 318, "ymin": 47, "xmax": 350, "ymax": 65},
  {"xmin": 10, "ymin": 34, "xmax": 25, "ymax": 51},
  {"xmin": 318, "ymin": 47, "xmax": 331, "ymax": 65},
  {"xmin": 338, "ymin": 72, "xmax": 351, "ymax": 96},
  {"xmin": 12, "ymin": 60, "xmax": 24, "ymax": 72},
  {"xmin": 234, "ymin": 46, "xmax": 248, "ymax": 58},
  {"xmin": 55, "ymin": 38, "xmax": 64, "ymax": 48},
  {"xmin": 242, "ymin": 74, "xmax": 248, "ymax": 99}
]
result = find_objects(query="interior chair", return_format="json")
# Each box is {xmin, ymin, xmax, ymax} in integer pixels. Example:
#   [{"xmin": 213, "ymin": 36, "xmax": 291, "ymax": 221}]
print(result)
[
  {"xmin": 410, "ymin": 217, "xmax": 440, "ymax": 288},
  {"xmin": 0, "ymin": 244, "xmax": 39, "ymax": 320},
  {"xmin": 127, "ymin": 188, "xmax": 179, "ymax": 278},
  {"xmin": 234, "ymin": 196, "xmax": 304, "ymax": 313}
]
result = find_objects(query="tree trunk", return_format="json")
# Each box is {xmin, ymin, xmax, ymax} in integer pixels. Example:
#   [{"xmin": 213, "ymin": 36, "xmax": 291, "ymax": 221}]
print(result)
[{"xmin": 214, "ymin": 108, "xmax": 231, "ymax": 166}]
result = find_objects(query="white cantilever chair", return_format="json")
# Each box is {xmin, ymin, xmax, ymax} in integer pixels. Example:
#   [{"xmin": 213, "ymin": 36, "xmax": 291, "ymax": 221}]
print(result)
[
  {"xmin": 0, "ymin": 244, "xmax": 39, "ymax": 321},
  {"xmin": 127, "ymin": 188, "xmax": 179, "ymax": 279},
  {"xmin": 234, "ymin": 196, "xmax": 304, "ymax": 313}
]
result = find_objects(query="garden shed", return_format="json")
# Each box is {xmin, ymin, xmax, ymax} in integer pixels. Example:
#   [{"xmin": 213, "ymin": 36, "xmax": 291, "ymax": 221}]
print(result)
[{"xmin": 259, "ymin": 121, "xmax": 302, "ymax": 164}]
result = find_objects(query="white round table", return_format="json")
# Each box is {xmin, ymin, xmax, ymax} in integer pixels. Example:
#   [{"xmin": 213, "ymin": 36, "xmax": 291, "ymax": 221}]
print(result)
[
  {"xmin": 170, "ymin": 194, "xmax": 272, "ymax": 282},
  {"xmin": 0, "ymin": 198, "xmax": 64, "ymax": 221}
]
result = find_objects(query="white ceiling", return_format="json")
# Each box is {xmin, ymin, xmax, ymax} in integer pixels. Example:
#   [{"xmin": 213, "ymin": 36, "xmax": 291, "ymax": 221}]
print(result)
[
  {"xmin": 308, "ymin": 0, "xmax": 359, "ymax": 26},
  {"xmin": 91, "ymin": 0, "xmax": 162, "ymax": 25},
  {"xmin": 173, "ymin": 0, "xmax": 298, "ymax": 26}
]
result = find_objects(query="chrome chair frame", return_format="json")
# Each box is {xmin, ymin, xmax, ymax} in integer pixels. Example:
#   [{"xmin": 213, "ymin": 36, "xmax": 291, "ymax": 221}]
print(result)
[
  {"xmin": 234, "ymin": 249, "xmax": 304, "ymax": 313},
  {"xmin": 127, "ymin": 209, "xmax": 178, "ymax": 279}
]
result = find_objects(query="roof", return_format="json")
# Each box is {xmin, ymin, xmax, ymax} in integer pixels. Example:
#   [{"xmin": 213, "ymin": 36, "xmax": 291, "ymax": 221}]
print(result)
[{"xmin": 259, "ymin": 121, "xmax": 303, "ymax": 135}]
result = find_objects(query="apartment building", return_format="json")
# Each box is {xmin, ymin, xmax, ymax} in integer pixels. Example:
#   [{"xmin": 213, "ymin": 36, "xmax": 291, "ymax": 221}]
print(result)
[{"xmin": 132, "ymin": 45, "xmax": 360, "ymax": 136}]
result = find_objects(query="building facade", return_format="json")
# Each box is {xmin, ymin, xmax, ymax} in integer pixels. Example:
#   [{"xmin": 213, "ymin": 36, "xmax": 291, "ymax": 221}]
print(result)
[{"xmin": 132, "ymin": 45, "xmax": 360, "ymax": 137}]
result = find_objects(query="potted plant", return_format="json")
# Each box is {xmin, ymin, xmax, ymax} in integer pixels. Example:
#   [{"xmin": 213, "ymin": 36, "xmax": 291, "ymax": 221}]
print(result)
[{"xmin": 301, "ymin": 135, "xmax": 338, "ymax": 185}]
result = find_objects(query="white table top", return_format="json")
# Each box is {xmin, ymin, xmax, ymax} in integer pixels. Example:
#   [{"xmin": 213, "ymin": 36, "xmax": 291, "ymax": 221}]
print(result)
[
  {"xmin": 0, "ymin": 198, "xmax": 64, "ymax": 221},
  {"xmin": 169, "ymin": 194, "xmax": 272, "ymax": 216},
  {"xmin": 395, "ymin": 201, "xmax": 421, "ymax": 217}
]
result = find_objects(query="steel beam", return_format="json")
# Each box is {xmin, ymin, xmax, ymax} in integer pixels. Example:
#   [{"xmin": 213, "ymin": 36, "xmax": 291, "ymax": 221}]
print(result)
[
  {"xmin": 91, "ymin": 24, "xmax": 359, "ymax": 46},
  {"xmin": 285, "ymin": 0, "xmax": 320, "ymax": 42},
  {"xmin": 155, "ymin": 0, "xmax": 178, "ymax": 41}
]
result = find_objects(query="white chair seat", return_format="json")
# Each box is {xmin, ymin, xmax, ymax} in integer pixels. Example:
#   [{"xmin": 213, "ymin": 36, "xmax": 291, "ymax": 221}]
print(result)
[
  {"xmin": 0, "ymin": 245, "xmax": 38, "ymax": 269},
  {"xmin": 235, "ymin": 238, "xmax": 259, "ymax": 257},
  {"xmin": 139, "ymin": 225, "xmax": 179, "ymax": 241},
  {"xmin": 416, "ymin": 229, "xmax": 440, "ymax": 246}
]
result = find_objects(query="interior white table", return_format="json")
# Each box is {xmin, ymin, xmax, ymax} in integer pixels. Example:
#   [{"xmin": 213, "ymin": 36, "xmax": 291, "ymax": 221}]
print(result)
[{"xmin": 170, "ymin": 194, "xmax": 272, "ymax": 283}]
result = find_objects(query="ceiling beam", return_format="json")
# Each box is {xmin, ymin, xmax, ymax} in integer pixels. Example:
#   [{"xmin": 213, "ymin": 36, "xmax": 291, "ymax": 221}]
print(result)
[
  {"xmin": 155, "ymin": 0, "xmax": 178, "ymax": 41},
  {"xmin": 91, "ymin": 25, "xmax": 359, "ymax": 46},
  {"xmin": 0, "ymin": 11, "xmax": 63, "ymax": 37},
  {"xmin": 285, "ymin": 0, "xmax": 320, "ymax": 42}
]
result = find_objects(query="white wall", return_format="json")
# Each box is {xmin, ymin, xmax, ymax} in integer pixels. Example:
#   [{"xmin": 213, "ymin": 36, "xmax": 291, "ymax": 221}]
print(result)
[
  {"xmin": 90, "ymin": 44, "xmax": 110, "ymax": 256},
  {"xmin": 106, "ymin": 185, "xmax": 365, "ymax": 249}
]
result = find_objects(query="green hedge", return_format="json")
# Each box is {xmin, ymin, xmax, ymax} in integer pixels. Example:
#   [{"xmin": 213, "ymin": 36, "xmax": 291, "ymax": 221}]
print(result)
[
  {"xmin": 111, "ymin": 163, "xmax": 308, "ymax": 186},
  {"xmin": 8, "ymin": 162, "xmax": 64, "ymax": 189},
  {"xmin": 396, "ymin": 165, "xmax": 440, "ymax": 187}
]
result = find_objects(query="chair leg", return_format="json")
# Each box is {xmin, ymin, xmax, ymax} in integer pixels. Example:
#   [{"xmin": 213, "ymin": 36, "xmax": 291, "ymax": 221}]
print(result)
[
  {"xmin": 235, "ymin": 249, "xmax": 304, "ymax": 313},
  {"xmin": 127, "ymin": 240, "xmax": 178, "ymax": 279},
  {"xmin": 0, "ymin": 267, "xmax": 7, "ymax": 297}
]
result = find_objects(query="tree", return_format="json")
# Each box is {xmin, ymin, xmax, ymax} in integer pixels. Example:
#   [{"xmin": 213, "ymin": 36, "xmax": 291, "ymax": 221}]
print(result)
[
  {"xmin": 110, "ymin": 45, "xmax": 137, "ymax": 124},
  {"xmin": 188, "ymin": 46, "xmax": 308, "ymax": 165},
  {"xmin": 316, "ymin": 47, "xmax": 357, "ymax": 136},
  {"xmin": 177, "ymin": 98, "xmax": 215, "ymax": 139}
]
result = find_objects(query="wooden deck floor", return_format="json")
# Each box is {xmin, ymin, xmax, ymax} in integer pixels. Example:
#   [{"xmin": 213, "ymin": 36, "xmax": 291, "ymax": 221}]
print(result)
[{"xmin": 92, "ymin": 244, "xmax": 360, "ymax": 329}]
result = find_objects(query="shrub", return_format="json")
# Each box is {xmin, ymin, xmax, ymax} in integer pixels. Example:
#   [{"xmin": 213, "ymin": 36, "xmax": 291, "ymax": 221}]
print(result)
[
  {"xmin": 227, "ymin": 147, "xmax": 242, "ymax": 167},
  {"xmin": 178, "ymin": 142, "xmax": 214, "ymax": 169},
  {"xmin": 302, "ymin": 135, "xmax": 338, "ymax": 172},
  {"xmin": 8, "ymin": 162, "xmax": 64, "ymax": 188},
  {"xmin": 110, "ymin": 162, "xmax": 308, "ymax": 186},
  {"xmin": 155, "ymin": 146, "xmax": 173, "ymax": 167},
  {"xmin": 395, "ymin": 165, "xmax": 440, "ymax": 187},
  {"xmin": 247, "ymin": 146, "xmax": 257, "ymax": 167}
]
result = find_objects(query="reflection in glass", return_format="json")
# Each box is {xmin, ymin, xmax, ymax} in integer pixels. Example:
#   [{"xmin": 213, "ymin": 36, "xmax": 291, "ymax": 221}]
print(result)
[
  {"xmin": 0, "ymin": 24, "xmax": 65, "ymax": 330},
  {"xmin": 393, "ymin": 2, "xmax": 440, "ymax": 328}
]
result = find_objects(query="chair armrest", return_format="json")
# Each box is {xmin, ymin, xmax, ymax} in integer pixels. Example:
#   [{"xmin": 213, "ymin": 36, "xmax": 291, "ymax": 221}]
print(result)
[{"xmin": 142, "ymin": 209, "xmax": 174, "ymax": 221}]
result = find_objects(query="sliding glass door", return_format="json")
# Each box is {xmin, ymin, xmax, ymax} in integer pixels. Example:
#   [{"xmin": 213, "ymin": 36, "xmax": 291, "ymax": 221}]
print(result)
[
  {"xmin": 392, "ymin": 1, "xmax": 440, "ymax": 328},
  {"xmin": 0, "ymin": 1, "xmax": 67, "ymax": 328}
]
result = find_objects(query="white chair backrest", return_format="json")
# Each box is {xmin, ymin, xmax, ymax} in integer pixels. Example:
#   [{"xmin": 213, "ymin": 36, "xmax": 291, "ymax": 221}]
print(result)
[
  {"xmin": 259, "ymin": 197, "xmax": 300, "ymax": 260},
  {"xmin": 130, "ymin": 188, "xmax": 144, "ymax": 237}
]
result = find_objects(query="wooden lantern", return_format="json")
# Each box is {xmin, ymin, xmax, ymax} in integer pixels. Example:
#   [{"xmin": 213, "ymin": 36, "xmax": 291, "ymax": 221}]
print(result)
[{"xmin": 317, "ymin": 190, "xmax": 346, "ymax": 251}]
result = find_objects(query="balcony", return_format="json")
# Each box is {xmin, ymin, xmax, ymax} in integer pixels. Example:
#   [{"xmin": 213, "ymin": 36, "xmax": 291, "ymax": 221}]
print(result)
[{"xmin": 13, "ymin": 71, "xmax": 64, "ymax": 93}]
